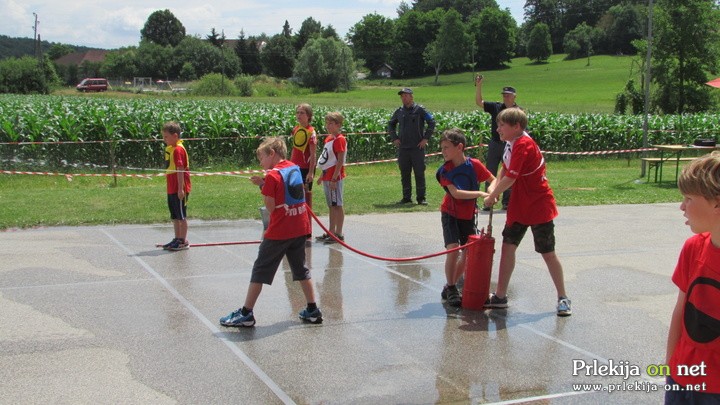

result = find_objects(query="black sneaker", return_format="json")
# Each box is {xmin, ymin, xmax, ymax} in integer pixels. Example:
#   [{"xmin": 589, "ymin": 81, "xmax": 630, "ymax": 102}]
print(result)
[
  {"xmin": 299, "ymin": 307, "xmax": 323, "ymax": 324},
  {"xmin": 324, "ymin": 234, "xmax": 344, "ymax": 244},
  {"xmin": 446, "ymin": 286, "xmax": 462, "ymax": 307},
  {"xmin": 484, "ymin": 293, "xmax": 508, "ymax": 308},
  {"xmin": 418, "ymin": 199, "xmax": 428, "ymax": 205},
  {"xmin": 162, "ymin": 238, "xmax": 179, "ymax": 250},
  {"xmin": 168, "ymin": 239, "xmax": 189, "ymax": 251},
  {"xmin": 396, "ymin": 198, "xmax": 413, "ymax": 204}
]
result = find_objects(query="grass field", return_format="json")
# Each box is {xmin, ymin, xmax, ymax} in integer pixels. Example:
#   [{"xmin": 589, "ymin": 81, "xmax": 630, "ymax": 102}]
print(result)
[
  {"xmin": 54, "ymin": 54, "xmax": 637, "ymax": 114},
  {"xmin": 0, "ymin": 157, "xmax": 683, "ymax": 230}
]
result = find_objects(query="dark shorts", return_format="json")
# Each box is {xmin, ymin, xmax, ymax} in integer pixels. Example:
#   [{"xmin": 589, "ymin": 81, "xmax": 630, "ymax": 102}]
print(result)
[
  {"xmin": 167, "ymin": 193, "xmax": 188, "ymax": 220},
  {"xmin": 250, "ymin": 236, "xmax": 310, "ymax": 285},
  {"xmin": 502, "ymin": 220, "xmax": 555, "ymax": 253},
  {"xmin": 665, "ymin": 376, "xmax": 720, "ymax": 404},
  {"xmin": 300, "ymin": 168, "xmax": 313, "ymax": 191},
  {"xmin": 441, "ymin": 212, "xmax": 477, "ymax": 247}
]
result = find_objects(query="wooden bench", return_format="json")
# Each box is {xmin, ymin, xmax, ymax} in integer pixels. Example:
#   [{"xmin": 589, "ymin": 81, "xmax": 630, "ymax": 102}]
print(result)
[{"xmin": 641, "ymin": 157, "xmax": 697, "ymax": 183}]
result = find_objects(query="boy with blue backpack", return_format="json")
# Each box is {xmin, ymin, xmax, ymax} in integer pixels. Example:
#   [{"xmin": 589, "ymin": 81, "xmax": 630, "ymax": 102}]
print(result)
[{"xmin": 220, "ymin": 137, "xmax": 322, "ymax": 327}]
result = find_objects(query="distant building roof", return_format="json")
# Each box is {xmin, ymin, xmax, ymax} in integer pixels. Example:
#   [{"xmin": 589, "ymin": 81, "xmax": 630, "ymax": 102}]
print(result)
[{"xmin": 54, "ymin": 49, "xmax": 109, "ymax": 66}]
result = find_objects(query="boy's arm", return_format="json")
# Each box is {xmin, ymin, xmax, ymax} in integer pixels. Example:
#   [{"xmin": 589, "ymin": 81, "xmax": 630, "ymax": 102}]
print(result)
[
  {"xmin": 264, "ymin": 195, "xmax": 276, "ymax": 214},
  {"xmin": 306, "ymin": 132, "xmax": 317, "ymax": 184},
  {"xmin": 176, "ymin": 163, "xmax": 186, "ymax": 198},
  {"xmin": 331, "ymin": 151, "xmax": 346, "ymax": 182},
  {"xmin": 474, "ymin": 75, "xmax": 484, "ymax": 107},
  {"xmin": 485, "ymin": 167, "xmax": 514, "ymax": 206},
  {"xmin": 446, "ymin": 185, "xmax": 490, "ymax": 200},
  {"xmin": 666, "ymin": 290, "xmax": 685, "ymax": 363}
]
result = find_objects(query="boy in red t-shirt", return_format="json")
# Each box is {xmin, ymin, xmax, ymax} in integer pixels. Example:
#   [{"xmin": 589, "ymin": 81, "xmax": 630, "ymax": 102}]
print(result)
[
  {"xmin": 220, "ymin": 137, "xmax": 322, "ymax": 327},
  {"xmin": 483, "ymin": 108, "xmax": 571, "ymax": 316},
  {"xmin": 665, "ymin": 152, "xmax": 720, "ymax": 402},
  {"xmin": 315, "ymin": 112, "xmax": 347, "ymax": 244},
  {"xmin": 291, "ymin": 103, "xmax": 317, "ymax": 235},
  {"xmin": 436, "ymin": 128, "xmax": 494, "ymax": 307},
  {"xmin": 161, "ymin": 121, "xmax": 191, "ymax": 251}
]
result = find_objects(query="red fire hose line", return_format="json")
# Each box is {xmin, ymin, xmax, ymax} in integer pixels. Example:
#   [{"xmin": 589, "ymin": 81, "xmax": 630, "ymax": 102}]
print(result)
[{"xmin": 307, "ymin": 207, "xmax": 481, "ymax": 262}]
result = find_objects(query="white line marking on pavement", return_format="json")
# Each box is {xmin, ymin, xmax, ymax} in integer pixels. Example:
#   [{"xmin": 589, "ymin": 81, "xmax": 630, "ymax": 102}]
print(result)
[{"xmin": 101, "ymin": 229, "xmax": 296, "ymax": 405}]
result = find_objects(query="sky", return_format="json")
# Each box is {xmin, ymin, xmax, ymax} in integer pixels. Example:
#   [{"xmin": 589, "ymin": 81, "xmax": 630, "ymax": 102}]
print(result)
[{"xmin": 1, "ymin": 0, "xmax": 526, "ymax": 49}]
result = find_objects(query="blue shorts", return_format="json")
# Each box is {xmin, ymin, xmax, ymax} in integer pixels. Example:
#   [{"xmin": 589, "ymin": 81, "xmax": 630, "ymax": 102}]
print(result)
[
  {"xmin": 441, "ymin": 212, "xmax": 476, "ymax": 247},
  {"xmin": 167, "ymin": 193, "xmax": 188, "ymax": 220},
  {"xmin": 502, "ymin": 221, "xmax": 555, "ymax": 253},
  {"xmin": 250, "ymin": 236, "xmax": 310, "ymax": 285}
]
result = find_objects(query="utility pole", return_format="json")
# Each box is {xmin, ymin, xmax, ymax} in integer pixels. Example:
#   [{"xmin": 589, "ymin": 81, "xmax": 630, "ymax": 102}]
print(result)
[
  {"xmin": 641, "ymin": 0, "xmax": 653, "ymax": 178},
  {"xmin": 32, "ymin": 13, "xmax": 41, "ymax": 61}
]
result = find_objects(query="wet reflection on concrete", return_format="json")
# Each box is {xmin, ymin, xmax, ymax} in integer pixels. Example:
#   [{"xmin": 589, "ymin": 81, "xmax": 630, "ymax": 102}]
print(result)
[{"xmin": 1, "ymin": 204, "xmax": 686, "ymax": 403}]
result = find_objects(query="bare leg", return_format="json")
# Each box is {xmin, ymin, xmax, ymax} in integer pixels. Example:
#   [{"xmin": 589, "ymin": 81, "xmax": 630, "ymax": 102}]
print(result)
[
  {"xmin": 330, "ymin": 206, "xmax": 344, "ymax": 236},
  {"xmin": 494, "ymin": 242, "xmax": 517, "ymax": 298},
  {"xmin": 444, "ymin": 244, "xmax": 459, "ymax": 285},
  {"xmin": 298, "ymin": 279, "xmax": 316, "ymax": 304},
  {"xmin": 542, "ymin": 251, "xmax": 567, "ymax": 298},
  {"xmin": 177, "ymin": 219, "xmax": 188, "ymax": 241},
  {"xmin": 243, "ymin": 282, "xmax": 263, "ymax": 309}
]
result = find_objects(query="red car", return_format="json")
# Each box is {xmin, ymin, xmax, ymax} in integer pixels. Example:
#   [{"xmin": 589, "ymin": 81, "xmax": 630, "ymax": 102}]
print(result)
[{"xmin": 76, "ymin": 78, "xmax": 108, "ymax": 92}]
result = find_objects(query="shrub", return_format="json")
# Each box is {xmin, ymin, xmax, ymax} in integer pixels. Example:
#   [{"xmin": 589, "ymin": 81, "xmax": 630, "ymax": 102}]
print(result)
[{"xmin": 190, "ymin": 73, "xmax": 238, "ymax": 96}]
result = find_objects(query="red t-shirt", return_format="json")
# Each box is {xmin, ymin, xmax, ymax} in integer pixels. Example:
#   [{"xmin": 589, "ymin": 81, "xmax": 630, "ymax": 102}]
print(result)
[
  {"xmin": 438, "ymin": 158, "xmax": 492, "ymax": 220},
  {"xmin": 670, "ymin": 233, "xmax": 720, "ymax": 393},
  {"xmin": 290, "ymin": 125, "xmax": 317, "ymax": 170},
  {"xmin": 165, "ymin": 142, "xmax": 191, "ymax": 194},
  {"xmin": 318, "ymin": 134, "xmax": 347, "ymax": 181},
  {"xmin": 502, "ymin": 134, "xmax": 557, "ymax": 225},
  {"xmin": 262, "ymin": 160, "xmax": 311, "ymax": 240}
]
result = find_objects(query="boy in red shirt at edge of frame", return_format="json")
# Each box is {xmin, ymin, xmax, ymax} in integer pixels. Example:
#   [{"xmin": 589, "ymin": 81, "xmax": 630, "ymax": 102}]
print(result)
[
  {"xmin": 483, "ymin": 108, "xmax": 572, "ymax": 317},
  {"xmin": 665, "ymin": 151, "xmax": 720, "ymax": 403}
]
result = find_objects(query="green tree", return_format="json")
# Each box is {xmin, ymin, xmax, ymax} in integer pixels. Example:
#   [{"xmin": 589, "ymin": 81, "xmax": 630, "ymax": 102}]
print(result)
[
  {"xmin": 293, "ymin": 37, "xmax": 354, "ymax": 92},
  {"xmin": 294, "ymin": 17, "xmax": 323, "ymax": 52},
  {"xmin": 0, "ymin": 56, "xmax": 57, "ymax": 94},
  {"xmin": 469, "ymin": 7, "xmax": 516, "ymax": 69},
  {"xmin": 260, "ymin": 34, "xmax": 296, "ymax": 78},
  {"xmin": 46, "ymin": 44, "xmax": 74, "ymax": 60},
  {"xmin": 652, "ymin": 0, "xmax": 720, "ymax": 113},
  {"xmin": 140, "ymin": 9, "xmax": 186, "ymax": 47},
  {"xmin": 135, "ymin": 41, "xmax": 174, "ymax": 79},
  {"xmin": 100, "ymin": 47, "xmax": 138, "ymax": 80},
  {"xmin": 598, "ymin": 2, "xmax": 645, "ymax": 55},
  {"xmin": 424, "ymin": 9, "xmax": 470, "ymax": 84},
  {"xmin": 348, "ymin": 13, "xmax": 395, "ymax": 72},
  {"xmin": 563, "ymin": 22, "xmax": 601, "ymax": 61},
  {"xmin": 527, "ymin": 23, "xmax": 553, "ymax": 62},
  {"xmin": 173, "ymin": 36, "xmax": 240, "ymax": 79},
  {"xmin": 411, "ymin": 0, "xmax": 500, "ymax": 20},
  {"xmin": 391, "ymin": 8, "xmax": 444, "ymax": 77}
]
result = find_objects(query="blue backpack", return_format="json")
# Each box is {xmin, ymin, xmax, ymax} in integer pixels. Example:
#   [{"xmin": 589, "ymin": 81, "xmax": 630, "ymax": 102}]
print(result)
[
  {"xmin": 436, "ymin": 158, "xmax": 480, "ymax": 193},
  {"xmin": 275, "ymin": 165, "xmax": 305, "ymax": 206}
]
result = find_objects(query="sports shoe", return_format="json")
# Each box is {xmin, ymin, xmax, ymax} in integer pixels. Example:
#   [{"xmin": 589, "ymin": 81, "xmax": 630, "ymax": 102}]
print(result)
[
  {"xmin": 418, "ymin": 199, "xmax": 428, "ymax": 206},
  {"xmin": 441, "ymin": 284, "xmax": 450, "ymax": 300},
  {"xmin": 396, "ymin": 198, "xmax": 413, "ymax": 204},
  {"xmin": 168, "ymin": 239, "xmax": 189, "ymax": 251},
  {"xmin": 484, "ymin": 293, "xmax": 509, "ymax": 308},
  {"xmin": 324, "ymin": 234, "xmax": 344, "ymax": 244},
  {"xmin": 446, "ymin": 285, "xmax": 462, "ymax": 307},
  {"xmin": 315, "ymin": 233, "xmax": 330, "ymax": 242},
  {"xmin": 162, "ymin": 238, "xmax": 179, "ymax": 250},
  {"xmin": 557, "ymin": 297, "xmax": 572, "ymax": 317},
  {"xmin": 219, "ymin": 308, "xmax": 256, "ymax": 327},
  {"xmin": 299, "ymin": 307, "xmax": 323, "ymax": 324}
]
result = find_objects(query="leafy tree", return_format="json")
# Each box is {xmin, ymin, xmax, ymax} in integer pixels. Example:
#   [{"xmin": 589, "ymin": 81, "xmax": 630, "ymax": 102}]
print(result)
[
  {"xmin": 244, "ymin": 39, "xmax": 263, "ymax": 75},
  {"xmin": 563, "ymin": 22, "xmax": 601, "ymax": 60},
  {"xmin": 391, "ymin": 8, "xmax": 444, "ymax": 77},
  {"xmin": 322, "ymin": 25, "xmax": 339, "ymax": 40},
  {"xmin": 46, "ymin": 44, "xmax": 74, "ymax": 60},
  {"xmin": 0, "ymin": 56, "xmax": 57, "ymax": 94},
  {"xmin": 100, "ymin": 47, "xmax": 138, "ymax": 80},
  {"xmin": 651, "ymin": 0, "xmax": 720, "ymax": 113},
  {"xmin": 524, "ymin": 0, "xmax": 564, "ymax": 52},
  {"xmin": 468, "ymin": 7, "xmax": 516, "ymax": 69},
  {"xmin": 294, "ymin": 17, "xmax": 323, "ymax": 52},
  {"xmin": 206, "ymin": 28, "xmax": 224, "ymax": 47},
  {"xmin": 140, "ymin": 9, "xmax": 186, "ymax": 47},
  {"xmin": 293, "ymin": 37, "xmax": 354, "ymax": 92},
  {"xmin": 135, "ymin": 41, "xmax": 174, "ymax": 79},
  {"xmin": 260, "ymin": 34, "xmax": 296, "ymax": 78},
  {"xmin": 348, "ymin": 13, "xmax": 395, "ymax": 72},
  {"xmin": 411, "ymin": 0, "xmax": 500, "ymax": 20},
  {"xmin": 526, "ymin": 23, "xmax": 552, "ymax": 62},
  {"xmin": 173, "ymin": 36, "xmax": 240, "ymax": 79},
  {"xmin": 282, "ymin": 20, "xmax": 292, "ymax": 38},
  {"xmin": 598, "ymin": 3, "xmax": 645, "ymax": 55},
  {"xmin": 424, "ymin": 9, "xmax": 469, "ymax": 84}
]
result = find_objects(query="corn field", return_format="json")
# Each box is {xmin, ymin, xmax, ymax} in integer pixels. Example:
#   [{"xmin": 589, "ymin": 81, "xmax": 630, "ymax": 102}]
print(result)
[{"xmin": 1, "ymin": 94, "xmax": 718, "ymax": 171}]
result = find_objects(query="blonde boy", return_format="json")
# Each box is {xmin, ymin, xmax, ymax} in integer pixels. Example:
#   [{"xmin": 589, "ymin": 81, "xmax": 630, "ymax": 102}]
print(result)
[{"xmin": 316, "ymin": 112, "xmax": 347, "ymax": 244}]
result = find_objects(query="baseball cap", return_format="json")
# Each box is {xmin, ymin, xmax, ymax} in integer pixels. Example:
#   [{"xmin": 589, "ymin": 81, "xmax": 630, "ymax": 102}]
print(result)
[
  {"xmin": 398, "ymin": 87, "xmax": 413, "ymax": 95},
  {"xmin": 501, "ymin": 86, "xmax": 516, "ymax": 94}
]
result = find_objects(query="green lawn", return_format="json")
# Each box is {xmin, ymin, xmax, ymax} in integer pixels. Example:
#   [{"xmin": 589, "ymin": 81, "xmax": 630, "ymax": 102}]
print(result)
[{"xmin": 0, "ymin": 157, "xmax": 683, "ymax": 230}]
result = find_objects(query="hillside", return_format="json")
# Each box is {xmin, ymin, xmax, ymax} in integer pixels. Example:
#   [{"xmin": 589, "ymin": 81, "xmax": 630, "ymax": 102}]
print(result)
[{"xmin": 0, "ymin": 35, "xmax": 101, "ymax": 60}]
